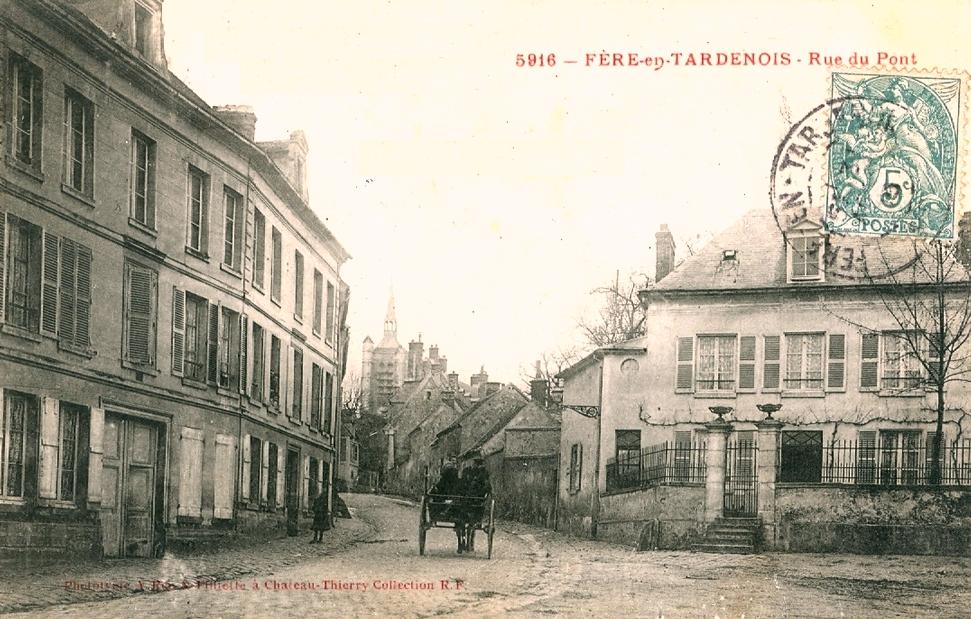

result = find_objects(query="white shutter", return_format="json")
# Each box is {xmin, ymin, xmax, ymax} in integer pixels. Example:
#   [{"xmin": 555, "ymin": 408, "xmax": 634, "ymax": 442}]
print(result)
[
  {"xmin": 317, "ymin": 457, "xmax": 324, "ymax": 495},
  {"xmin": 214, "ymin": 434, "xmax": 235, "ymax": 519},
  {"xmin": 675, "ymin": 337, "xmax": 693, "ymax": 392},
  {"xmin": 87, "ymin": 407, "xmax": 104, "ymax": 504},
  {"xmin": 171, "ymin": 287, "xmax": 186, "ymax": 376},
  {"xmin": 301, "ymin": 454, "xmax": 310, "ymax": 510},
  {"xmin": 239, "ymin": 315, "xmax": 248, "ymax": 394},
  {"xmin": 284, "ymin": 343, "xmax": 293, "ymax": 416},
  {"xmin": 827, "ymin": 333, "xmax": 847, "ymax": 391},
  {"xmin": 260, "ymin": 440, "xmax": 270, "ymax": 503},
  {"xmin": 241, "ymin": 433, "xmax": 251, "ymax": 500},
  {"xmin": 276, "ymin": 444, "xmax": 285, "ymax": 507},
  {"xmin": 738, "ymin": 336, "xmax": 757, "ymax": 391},
  {"xmin": 302, "ymin": 355, "xmax": 312, "ymax": 423},
  {"xmin": 763, "ymin": 335, "xmax": 781, "ymax": 391},
  {"xmin": 861, "ymin": 333, "xmax": 880, "ymax": 390},
  {"xmin": 0, "ymin": 213, "xmax": 6, "ymax": 325},
  {"xmin": 178, "ymin": 427, "xmax": 204, "ymax": 517},
  {"xmin": 39, "ymin": 397, "xmax": 60, "ymax": 499},
  {"xmin": 41, "ymin": 231, "xmax": 59, "ymax": 337}
]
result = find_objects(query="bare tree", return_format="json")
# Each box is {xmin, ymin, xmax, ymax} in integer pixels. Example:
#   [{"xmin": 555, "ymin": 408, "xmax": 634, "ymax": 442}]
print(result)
[
  {"xmin": 578, "ymin": 271, "xmax": 651, "ymax": 347},
  {"xmin": 520, "ymin": 347, "xmax": 582, "ymax": 399},
  {"xmin": 837, "ymin": 238, "xmax": 971, "ymax": 484}
]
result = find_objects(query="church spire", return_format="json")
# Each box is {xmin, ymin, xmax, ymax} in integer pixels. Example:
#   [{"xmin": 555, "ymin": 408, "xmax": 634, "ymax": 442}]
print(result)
[{"xmin": 384, "ymin": 291, "xmax": 397, "ymax": 335}]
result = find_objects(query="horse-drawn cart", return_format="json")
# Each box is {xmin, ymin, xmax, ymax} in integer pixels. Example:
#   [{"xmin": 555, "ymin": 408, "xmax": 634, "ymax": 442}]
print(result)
[{"xmin": 418, "ymin": 492, "xmax": 495, "ymax": 558}]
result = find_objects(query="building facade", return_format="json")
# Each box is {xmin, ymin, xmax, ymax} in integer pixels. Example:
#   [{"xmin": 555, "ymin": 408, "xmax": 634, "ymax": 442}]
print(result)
[{"xmin": 0, "ymin": 0, "xmax": 348, "ymax": 561}]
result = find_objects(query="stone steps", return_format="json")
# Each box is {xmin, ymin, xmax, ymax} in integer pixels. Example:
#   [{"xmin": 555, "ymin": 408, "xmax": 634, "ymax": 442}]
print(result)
[{"xmin": 692, "ymin": 517, "xmax": 759, "ymax": 554}]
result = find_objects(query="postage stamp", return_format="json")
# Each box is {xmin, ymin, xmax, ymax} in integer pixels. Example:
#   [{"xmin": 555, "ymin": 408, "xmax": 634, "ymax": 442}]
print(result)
[{"xmin": 825, "ymin": 72, "xmax": 962, "ymax": 239}]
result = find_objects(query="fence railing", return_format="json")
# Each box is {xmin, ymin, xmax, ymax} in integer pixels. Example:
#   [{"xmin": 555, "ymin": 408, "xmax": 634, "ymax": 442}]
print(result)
[
  {"xmin": 605, "ymin": 440, "xmax": 707, "ymax": 493},
  {"xmin": 779, "ymin": 439, "xmax": 971, "ymax": 486}
]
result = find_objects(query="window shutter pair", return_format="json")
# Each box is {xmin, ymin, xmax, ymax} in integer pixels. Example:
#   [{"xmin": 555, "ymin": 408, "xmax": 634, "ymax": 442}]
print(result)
[
  {"xmin": 241, "ymin": 433, "xmax": 252, "ymax": 500},
  {"xmin": 178, "ymin": 427, "xmax": 204, "ymax": 517},
  {"xmin": 124, "ymin": 263, "xmax": 158, "ymax": 366},
  {"xmin": 675, "ymin": 337, "xmax": 694, "ymax": 392},
  {"xmin": 38, "ymin": 233, "xmax": 92, "ymax": 347},
  {"xmin": 738, "ymin": 336, "xmax": 757, "ymax": 391},
  {"xmin": 860, "ymin": 333, "xmax": 879, "ymax": 390},
  {"xmin": 38, "ymin": 397, "xmax": 60, "ymax": 499},
  {"xmin": 213, "ymin": 434, "xmax": 235, "ymax": 519}
]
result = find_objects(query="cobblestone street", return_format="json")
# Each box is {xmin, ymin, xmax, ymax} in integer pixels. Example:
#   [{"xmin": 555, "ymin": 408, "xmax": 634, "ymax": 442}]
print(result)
[{"xmin": 5, "ymin": 494, "xmax": 971, "ymax": 618}]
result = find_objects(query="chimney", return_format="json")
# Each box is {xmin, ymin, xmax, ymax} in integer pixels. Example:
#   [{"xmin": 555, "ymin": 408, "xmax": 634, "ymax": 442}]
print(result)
[
  {"xmin": 470, "ymin": 366, "xmax": 488, "ymax": 399},
  {"xmin": 213, "ymin": 105, "xmax": 257, "ymax": 141},
  {"xmin": 429, "ymin": 345, "xmax": 439, "ymax": 362},
  {"xmin": 655, "ymin": 223, "xmax": 676, "ymax": 282},
  {"xmin": 439, "ymin": 356, "xmax": 448, "ymax": 373},
  {"xmin": 408, "ymin": 340, "xmax": 424, "ymax": 381},
  {"xmin": 441, "ymin": 389, "xmax": 455, "ymax": 405},
  {"xmin": 447, "ymin": 372, "xmax": 459, "ymax": 391},
  {"xmin": 483, "ymin": 382, "xmax": 502, "ymax": 397},
  {"xmin": 529, "ymin": 360, "xmax": 548, "ymax": 404}
]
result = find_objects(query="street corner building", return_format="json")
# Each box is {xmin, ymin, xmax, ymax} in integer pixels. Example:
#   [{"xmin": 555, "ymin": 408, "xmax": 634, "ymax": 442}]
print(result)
[
  {"xmin": 557, "ymin": 212, "xmax": 971, "ymax": 556},
  {"xmin": 0, "ymin": 0, "xmax": 350, "ymax": 563}
]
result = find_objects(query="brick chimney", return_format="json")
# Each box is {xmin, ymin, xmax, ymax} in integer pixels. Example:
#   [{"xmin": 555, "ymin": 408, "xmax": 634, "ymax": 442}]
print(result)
[
  {"xmin": 470, "ymin": 366, "xmax": 488, "ymax": 399},
  {"xmin": 529, "ymin": 360, "xmax": 548, "ymax": 404},
  {"xmin": 483, "ymin": 382, "xmax": 502, "ymax": 397},
  {"xmin": 447, "ymin": 372, "xmax": 459, "ymax": 391},
  {"xmin": 655, "ymin": 223, "xmax": 676, "ymax": 282},
  {"xmin": 408, "ymin": 340, "xmax": 424, "ymax": 381},
  {"xmin": 213, "ymin": 105, "xmax": 257, "ymax": 141},
  {"xmin": 441, "ymin": 389, "xmax": 455, "ymax": 405}
]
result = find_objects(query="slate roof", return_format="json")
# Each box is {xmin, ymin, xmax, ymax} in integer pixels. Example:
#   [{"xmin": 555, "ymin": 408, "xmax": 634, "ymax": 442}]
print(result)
[{"xmin": 652, "ymin": 208, "xmax": 969, "ymax": 293}]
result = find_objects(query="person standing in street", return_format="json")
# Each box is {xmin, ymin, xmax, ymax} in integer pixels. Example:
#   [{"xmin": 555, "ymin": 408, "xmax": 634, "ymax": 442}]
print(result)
[{"xmin": 310, "ymin": 489, "xmax": 330, "ymax": 543}]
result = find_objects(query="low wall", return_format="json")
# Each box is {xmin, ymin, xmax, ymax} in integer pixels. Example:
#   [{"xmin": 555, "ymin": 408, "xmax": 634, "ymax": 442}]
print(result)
[
  {"xmin": 497, "ymin": 456, "xmax": 557, "ymax": 528},
  {"xmin": 598, "ymin": 484, "xmax": 705, "ymax": 549},
  {"xmin": 775, "ymin": 485, "xmax": 971, "ymax": 555},
  {"xmin": 0, "ymin": 519, "xmax": 101, "ymax": 565}
]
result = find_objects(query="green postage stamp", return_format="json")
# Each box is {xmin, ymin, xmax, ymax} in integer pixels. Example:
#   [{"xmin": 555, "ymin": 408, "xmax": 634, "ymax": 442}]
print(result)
[{"xmin": 826, "ymin": 72, "xmax": 962, "ymax": 239}]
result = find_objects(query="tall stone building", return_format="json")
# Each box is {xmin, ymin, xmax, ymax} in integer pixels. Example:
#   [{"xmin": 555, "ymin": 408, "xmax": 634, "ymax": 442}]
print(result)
[{"xmin": 0, "ymin": 0, "xmax": 349, "ymax": 561}]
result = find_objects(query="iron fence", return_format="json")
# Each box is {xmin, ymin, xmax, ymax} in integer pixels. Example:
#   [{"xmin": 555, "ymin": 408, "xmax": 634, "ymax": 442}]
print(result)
[
  {"xmin": 779, "ymin": 438, "xmax": 971, "ymax": 486},
  {"xmin": 605, "ymin": 440, "xmax": 707, "ymax": 492}
]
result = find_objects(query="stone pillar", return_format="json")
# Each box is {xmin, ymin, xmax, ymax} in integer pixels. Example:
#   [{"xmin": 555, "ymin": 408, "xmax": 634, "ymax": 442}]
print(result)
[
  {"xmin": 704, "ymin": 418, "xmax": 732, "ymax": 522},
  {"xmin": 756, "ymin": 418, "xmax": 783, "ymax": 543}
]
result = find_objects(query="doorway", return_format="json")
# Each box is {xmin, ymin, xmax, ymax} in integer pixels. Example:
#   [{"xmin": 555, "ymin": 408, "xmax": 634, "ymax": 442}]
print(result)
[
  {"xmin": 723, "ymin": 432, "xmax": 758, "ymax": 518},
  {"xmin": 101, "ymin": 414, "xmax": 163, "ymax": 557}
]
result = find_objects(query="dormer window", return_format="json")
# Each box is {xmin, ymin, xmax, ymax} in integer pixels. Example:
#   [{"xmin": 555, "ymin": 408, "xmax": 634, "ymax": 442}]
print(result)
[
  {"xmin": 786, "ymin": 220, "xmax": 825, "ymax": 283},
  {"xmin": 134, "ymin": 2, "xmax": 156, "ymax": 59}
]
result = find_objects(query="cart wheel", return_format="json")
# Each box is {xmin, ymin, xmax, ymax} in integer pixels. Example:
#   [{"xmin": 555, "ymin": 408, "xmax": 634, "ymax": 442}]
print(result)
[
  {"xmin": 487, "ymin": 499, "xmax": 495, "ymax": 559},
  {"xmin": 418, "ymin": 497, "xmax": 427, "ymax": 556}
]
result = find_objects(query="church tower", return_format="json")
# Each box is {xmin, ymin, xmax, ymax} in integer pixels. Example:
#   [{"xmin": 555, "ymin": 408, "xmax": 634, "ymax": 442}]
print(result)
[{"xmin": 363, "ymin": 291, "xmax": 407, "ymax": 414}]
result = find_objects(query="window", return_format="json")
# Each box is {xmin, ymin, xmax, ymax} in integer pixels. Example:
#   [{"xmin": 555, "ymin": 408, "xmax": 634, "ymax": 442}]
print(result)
[
  {"xmin": 134, "ymin": 2, "xmax": 155, "ymax": 58},
  {"xmin": 270, "ymin": 227, "xmax": 282, "ymax": 302},
  {"xmin": 123, "ymin": 261, "xmax": 157, "ymax": 368},
  {"xmin": 218, "ymin": 307, "xmax": 240, "ymax": 389},
  {"xmin": 696, "ymin": 335, "xmax": 736, "ymax": 392},
  {"xmin": 615, "ymin": 429, "xmax": 641, "ymax": 480},
  {"xmin": 222, "ymin": 188, "xmax": 242, "ymax": 270},
  {"xmin": 779, "ymin": 431, "xmax": 823, "ymax": 482},
  {"xmin": 251, "ymin": 322, "xmax": 265, "ymax": 399},
  {"xmin": 311, "ymin": 364, "xmax": 322, "ymax": 429},
  {"xmin": 672, "ymin": 431, "xmax": 693, "ymax": 482},
  {"xmin": 56, "ymin": 403, "xmax": 83, "ymax": 501},
  {"xmin": 324, "ymin": 371, "xmax": 334, "ymax": 434},
  {"xmin": 130, "ymin": 131, "xmax": 156, "ymax": 228},
  {"xmin": 879, "ymin": 430, "xmax": 921, "ymax": 485},
  {"xmin": 293, "ymin": 250, "xmax": 304, "ymax": 320},
  {"xmin": 267, "ymin": 442, "xmax": 278, "ymax": 508},
  {"xmin": 326, "ymin": 281, "xmax": 336, "ymax": 343},
  {"xmin": 292, "ymin": 348, "xmax": 304, "ymax": 419},
  {"xmin": 784, "ymin": 333, "xmax": 824, "ymax": 390},
  {"xmin": 182, "ymin": 293, "xmax": 209, "ymax": 382},
  {"xmin": 249, "ymin": 435, "xmax": 262, "ymax": 503},
  {"xmin": 790, "ymin": 236, "xmax": 822, "ymax": 280},
  {"xmin": 882, "ymin": 333, "xmax": 922, "ymax": 390},
  {"xmin": 313, "ymin": 270, "xmax": 323, "ymax": 336},
  {"xmin": 253, "ymin": 210, "xmax": 266, "ymax": 290},
  {"xmin": 568, "ymin": 443, "xmax": 582, "ymax": 492},
  {"xmin": 186, "ymin": 167, "xmax": 209, "ymax": 255},
  {"xmin": 63, "ymin": 90, "xmax": 94, "ymax": 196},
  {"xmin": 1, "ymin": 391, "xmax": 38, "ymax": 498},
  {"xmin": 269, "ymin": 335, "xmax": 281, "ymax": 407},
  {"xmin": 10, "ymin": 55, "xmax": 42, "ymax": 170},
  {"xmin": 5, "ymin": 215, "xmax": 41, "ymax": 332}
]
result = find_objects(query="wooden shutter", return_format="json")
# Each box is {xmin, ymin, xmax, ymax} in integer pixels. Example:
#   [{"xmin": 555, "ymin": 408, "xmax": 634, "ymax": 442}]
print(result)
[
  {"xmin": 87, "ymin": 407, "xmax": 104, "ymax": 505},
  {"xmin": 239, "ymin": 315, "xmax": 248, "ymax": 394},
  {"xmin": 241, "ymin": 433, "xmax": 251, "ymax": 500},
  {"xmin": 178, "ymin": 427, "xmax": 204, "ymax": 517},
  {"xmin": 301, "ymin": 454, "xmax": 310, "ymax": 510},
  {"xmin": 171, "ymin": 288, "xmax": 186, "ymax": 376},
  {"xmin": 260, "ymin": 440, "xmax": 270, "ymax": 503},
  {"xmin": 207, "ymin": 302, "xmax": 219, "ymax": 383},
  {"xmin": 826, "ymin": 333, "xmax": 846, "ymax": 391},
  {"xmin": 38, "ymin": 397, "xmax": 60, "ymax": 499},
  {"xmin": 675, "ymin": 337, "xmax": 694, "ymax": 392},
  {"xmin": 285, "ymin": 344, "xmax": 294, "ymax": 417},
  {"xmin": 276, "ymin": 444, "xmax": 285, "ymax": 507},
  {"xmin": 317, "ymin": 458, "xmax": 325, "ymax": 495},
  {"xmin": 324, "ymin": 371, "xmax": 333, "ymax": 433},
  {"xmin": 0, "ymin": 212, "xmax": 6, "ymax": 324},
  {"xmin": 41, "ymin": 231, "xmax": 59, "ymax": 336},
  {"xmin": 213, "ymin": 434, "xmax": 235, "ymax": 519},
  {"xmin": 58, "ymin": 239, "xmax": 77, "ymax": 343},
  {"xmin": 738, "ymin": 336, "xmax": 756, "ymax": 391},
  {"xmin": 75, "ymin": 245, "xmax": 91, "ymax": 347},
  {"xmin": 860, "ymin": 333, "xmax": 879, "ymax": 390},
  {"xmin": 577, "ymin": 444, "xmax": 583, "ymax": 491},
  {"xmin": 126, "ymin": 264, "xmax": 156, "ymax": 365},
  {"xmin": 763, "ymin": 335, "xmax": 781, "ymax": 390}
]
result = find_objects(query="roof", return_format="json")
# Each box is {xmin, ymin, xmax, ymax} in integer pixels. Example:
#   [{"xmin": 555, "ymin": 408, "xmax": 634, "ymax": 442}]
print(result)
[
  {"xmin": 650, "ymin": 208, "xmax": 969, "ymax": 294},
  {"xmin": 557, "ymin": 336, "xmax": 649, "ymax": 380},
  {"xmin": 455, "ymin": 387, "xmax": 532, "ymax": 458}
]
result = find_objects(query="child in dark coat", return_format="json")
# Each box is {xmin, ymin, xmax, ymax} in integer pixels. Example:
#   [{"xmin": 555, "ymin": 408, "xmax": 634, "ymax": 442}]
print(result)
[{"xmin": 310, "ymin": 490, "xmax": 330, "ymax": 543}]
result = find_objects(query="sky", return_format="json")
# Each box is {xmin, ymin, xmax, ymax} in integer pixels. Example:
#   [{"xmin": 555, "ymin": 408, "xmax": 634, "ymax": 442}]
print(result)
[{"xmin": 160, "ymin": 0, "xmax": 971, "ymax": 386}]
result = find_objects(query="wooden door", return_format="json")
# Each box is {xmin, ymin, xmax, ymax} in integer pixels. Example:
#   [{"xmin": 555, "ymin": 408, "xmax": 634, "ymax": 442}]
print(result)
[
  {"xmin": 100, "ymin": 415, "xmax": 123, "ymax": 557},
  {"xmin": 100, "ymin": 415, "xmax": 159, "ymax": 558}
]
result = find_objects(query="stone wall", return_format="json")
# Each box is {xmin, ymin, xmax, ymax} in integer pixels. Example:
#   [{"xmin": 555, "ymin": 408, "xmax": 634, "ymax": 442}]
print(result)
[
  {"xmin": 598, "ymin": 485, "xmax": 705, "ymax": 549},
  {"xmin": 775, "ymin": 485, "xmax": 971, "ymax": 555},
  {"xmin": 497, "ymin": 455, "xmax": 558, "ymax": 528},
  {"xmin": 0, "ymin": 517, "xmax": 101, "ymax": 566}
]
